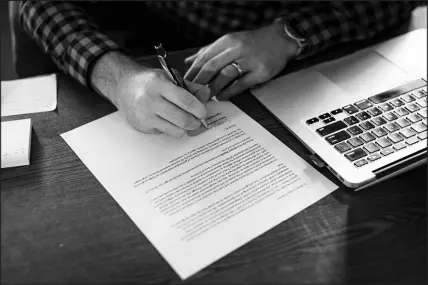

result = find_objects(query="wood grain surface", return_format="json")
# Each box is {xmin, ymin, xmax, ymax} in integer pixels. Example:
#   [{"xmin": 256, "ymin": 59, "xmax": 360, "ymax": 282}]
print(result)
[{"xmin": 1, "ymin": 27, "xmax": 427, "ymax": 285}]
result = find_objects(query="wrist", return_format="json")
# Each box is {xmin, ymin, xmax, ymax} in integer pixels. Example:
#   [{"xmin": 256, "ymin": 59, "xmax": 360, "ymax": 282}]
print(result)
[
  {"xmin": 90, "ymin": 51, "xmax": 145, "ymax": 107},
  {"xmin": 270, "ymin": 19, "xmax": 299, "ymax": 60},
  {"xmin": 274, "ymin": 17, "xmax": 307, "ymax": 59}
]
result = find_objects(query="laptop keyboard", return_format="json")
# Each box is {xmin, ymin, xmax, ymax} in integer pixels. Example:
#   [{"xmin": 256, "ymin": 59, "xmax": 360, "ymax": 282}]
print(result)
[{"xmin": 306, "ymin": 79, "xmax": 427, "ymax": 168}]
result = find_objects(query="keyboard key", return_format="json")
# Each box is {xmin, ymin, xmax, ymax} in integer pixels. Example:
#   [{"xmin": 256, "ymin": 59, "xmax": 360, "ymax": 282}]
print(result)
[
  {"xmin": 306, "ymin": 117, "xmax": 319, "ymax": 124},
  {"xmin": 413, "ymin": 89, "xmax": 426, "ymax": 98},
  {"xmin": 344, "ymin": 116, "xmax": 359, "ymax": 125},
  {"xmin": 407, "ymin": 113, "xmax": 422, "ymax": 123},
  {"xmin": 345, "ymin": 148, "xmax": 367, "ymax": 161},
  {"xmin": 376, "ymin": 137, "xmax": 393, "ymax": 148},
  {"xmin": 395, "ymin": 107, "xmax": 409, "ymax": 117},
  {"xmin": 400, "ymin": 127, "xmax": 416, "ymax": 138},
  {"xmin": 406, "ymin": 136, "xmax": 419, "ymax": 145},
  {"xmin": 379, "ymin": 103, "xmax": 394, "ymax": 111},
  {"xmin": 383, "ymin": 112, "xmax": 399, "ymax": 121},
  {"xmin": 343, "ymin": 105, "xmax": 359, "ymax": 114},
  {"xmin": 326, "ymin": 130, "xmax": 351, "ymax": 145},
  {"xmin": 371, "ymin": 117, "xmax": 387, "ymax": 126},
  {"xmin": 416, "ymin": 98, "xmax": 427, "ymax": 108},
  {"xmin": 367, "ymin": 153, "xmax": 381, "ymax": 162},
  {"xmin": 354, "ymin": 159, "xmax": 368, "ymax": 167},
  {"xmin": 372, "ymin": 127, "xmax": 388, "ymax": 138},
  {"xmin": 412, "ymin": 121, "xmax": 427, "ymax": 133},
  {"xmin": 418, "ymin": 108, "xmax": 427, "ymax": 118},
  {"xmin": 380, "ymin": 148, "xmax": 394, "ymax": 156},
  {"xmin": 396, "ymin": 117, "xmax": 412, "ymax": 128},
  {"xmin": 355, "ymin": 100, "xmax": 373, "ymax": 110},
  {"xmin": 388, "ymin": 132, "xmax": 405, "ymax": 143},
  {"xmin": 347, "ymin": 126, "xmax": 363, "ymax": 136},
  {"xmin": 364, "ymin": 142, "xmax": 380, "ymax": 153},
  {"xmin": 368, "ymin": 107, "xmax": 382, "ymax": 116},
  {"xmin": 418, "ymin": 132, "xmax": 427, "ymax": 140},
  {"xmin": 405, "ymin": 103, "xmax": 420, "ymax": 113},
  {"xmin": 316, "ymin": 121, "xmax": 347, "ymax": 136},
  {"xmin": 360, "ymin": 121, "xmax": 376, "ymax": 130},
  {"xmin": 391, "ymin": 98, "xmax": 405, "ymax": 107},
  {"xmin": 356, "ymin": 111, "xmax": 371, "ymax": 121},
  {"xmin": 360, "ymin": 132, "xmax": 376, "ymax": 142},
  {"xmin": 323, "ymin": 117, "xmax": 336, "ymax": 124},
  {"xmin": 335, "ymin": 142, "xmax": 352, "ymax": 153},
  {"xmin": 401, "ymin": 93, "xmax": 416, "ymax": 102},
  {"xmin": 384, "ymin": 122, "xmax": 400, "ymax": 133},
  {"xmin": 393, "ymin": 142, "xmax": 407, "ymax": 151},
  {"xmin": 348, "ymin": 137, "xmax": 364, "ymax": 147},
  {"xmin": 319, "ymin": 113, "xmax": 331, "ymax": 120},
  {"xmin": 331, "ymin": 109, "xmax": 343, "ymax": 115}
]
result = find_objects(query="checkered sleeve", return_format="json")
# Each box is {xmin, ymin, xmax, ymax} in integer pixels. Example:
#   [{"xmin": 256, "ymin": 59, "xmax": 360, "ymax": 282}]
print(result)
[
  {"xmin": 282, "ymin": 1, "xmax": 425, "ymax": 59},
  {"xmin": 19, "ymin": 1, "xmax": 121, "ymax": 86}
]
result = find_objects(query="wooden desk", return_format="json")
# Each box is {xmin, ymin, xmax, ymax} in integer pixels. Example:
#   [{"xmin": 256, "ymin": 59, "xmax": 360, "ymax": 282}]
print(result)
[{"xmin": 2, "ymin": 30, "xmax": 427, "ymax": 284}]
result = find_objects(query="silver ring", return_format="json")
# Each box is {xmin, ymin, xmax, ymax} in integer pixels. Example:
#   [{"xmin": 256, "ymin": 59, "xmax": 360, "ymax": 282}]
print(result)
[{"xmin": 230, "ymin": 61, "xmax": 243, "ymax": 78}]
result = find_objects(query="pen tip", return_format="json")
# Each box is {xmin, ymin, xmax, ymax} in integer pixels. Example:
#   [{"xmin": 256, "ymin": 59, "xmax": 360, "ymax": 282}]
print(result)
[{"xmin": 201, "ymin": 120, "xmax": 209, "ymax": 129}]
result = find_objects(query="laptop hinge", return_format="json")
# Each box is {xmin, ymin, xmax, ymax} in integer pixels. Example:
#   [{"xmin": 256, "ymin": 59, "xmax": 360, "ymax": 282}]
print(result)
[{"xmin": 373, "ymin": 149, "xmax": 427, "ymax": 179}]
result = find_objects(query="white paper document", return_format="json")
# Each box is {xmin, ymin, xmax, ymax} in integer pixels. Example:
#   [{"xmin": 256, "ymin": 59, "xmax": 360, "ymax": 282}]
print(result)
[
  {"xmin": 61, "ymin": 101, "xmax": 337, "ymax": 279},
  {"xmin": 1, "ymin": 118, "xmax": 32, "ymax": 168},
  {"xmin": 1, "ymin": 74, "xmax": 57, "ymax": 117}
]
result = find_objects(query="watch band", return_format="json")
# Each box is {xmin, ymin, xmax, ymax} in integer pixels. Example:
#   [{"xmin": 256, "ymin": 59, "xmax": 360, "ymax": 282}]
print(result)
[{"xmin": 275, "ymin": 17, "xmax": 307, "ymax": 58}]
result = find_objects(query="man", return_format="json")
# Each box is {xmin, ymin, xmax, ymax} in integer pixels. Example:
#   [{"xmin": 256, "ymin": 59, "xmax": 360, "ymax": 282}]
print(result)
[{"xmin": 19, "ymin": 1, "xmax": 422, "ymax": 137}]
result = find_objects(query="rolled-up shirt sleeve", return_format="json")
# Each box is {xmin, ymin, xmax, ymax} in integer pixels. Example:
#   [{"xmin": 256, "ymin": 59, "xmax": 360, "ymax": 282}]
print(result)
[
  {"xmin": 20, "ymin": 1, "xmax": 121, "ymax": 86},
  {"xmin": 281, "ymin": 1, "xmax": 425, "ymax": 59}
]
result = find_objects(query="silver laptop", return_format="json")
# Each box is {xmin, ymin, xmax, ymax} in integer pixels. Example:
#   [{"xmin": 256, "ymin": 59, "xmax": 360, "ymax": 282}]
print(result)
[{"xmin": 251, "ymin": 29, "xmax": 427, "ymax": 190}]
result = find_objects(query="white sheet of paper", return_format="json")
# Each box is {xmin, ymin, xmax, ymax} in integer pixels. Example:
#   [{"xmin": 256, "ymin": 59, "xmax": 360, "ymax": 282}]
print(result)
[
  {"xmin": 61, "ymin": 101, "xmax": 337, "ymax": 279},
  {"xmin": 1, "ymin": 74, "xmax": 57, "ymax": 117},
  {"xmin": 1, "ymin": 118, "xmax": 32, "ymax": 168}
]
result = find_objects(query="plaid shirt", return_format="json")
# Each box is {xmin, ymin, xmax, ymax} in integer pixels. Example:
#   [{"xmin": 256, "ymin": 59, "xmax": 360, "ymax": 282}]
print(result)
[{"xmin": 20, "ymin": 1, "xmax": 424, "ymax": 87}]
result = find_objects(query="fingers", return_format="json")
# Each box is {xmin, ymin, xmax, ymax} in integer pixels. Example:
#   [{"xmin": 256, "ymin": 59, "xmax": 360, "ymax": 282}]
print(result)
[
  {"xmin": 208, "ymin": 63, "xmax": 241, "ymax": 96},
  {"xmin": 153, "ymin": 115, "xmax": 187, "ymax": 138},
  {"xmin": 155, "ymin": 96, "xmax": 201, "ymax": 130},
  {"xmin": 184, "ymin": 53, "xmax": 199, "ymax": 65},
  {"xmin": 187, "ymin": 49, "xmax": 240, "ymax": 86},
  {"xmin": 216, "ymin": 72, "xmax": 260, "ymax": 101},
  {"xmin": 184, "ymin": 37, "xmax": 230, "ymax": 81},
  {"xmin": 184, "ymin": 45, "xmax": 208, "ymax": 65},
  {"xmin": 160, "ymin": 83, "xmax": 208, "ymax": 120},
  {"xmin": 185, "ymin": 80, "xmax": 212, "ymax": 103}
]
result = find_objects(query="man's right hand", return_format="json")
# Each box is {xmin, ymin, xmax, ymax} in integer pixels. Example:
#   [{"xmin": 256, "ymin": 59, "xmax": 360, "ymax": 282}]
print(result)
[{"xmin": 90, "ymin": 52, "xmax": 210, "ymax": 138}]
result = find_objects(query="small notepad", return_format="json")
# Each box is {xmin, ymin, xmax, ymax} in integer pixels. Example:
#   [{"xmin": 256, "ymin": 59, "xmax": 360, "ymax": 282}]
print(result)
[
  {"xmin": 1, "ymin": 74, "xmax": 57, "ymax": 117},
  {"xmin": 1, "ymin": 118, "xmax": 32, "ymax": 168}
]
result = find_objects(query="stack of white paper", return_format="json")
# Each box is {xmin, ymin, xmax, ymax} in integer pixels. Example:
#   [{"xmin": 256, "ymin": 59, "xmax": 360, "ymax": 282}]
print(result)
[{"xmin": 1, "ymin": 118, "xmax": 32, "ymax": 168}]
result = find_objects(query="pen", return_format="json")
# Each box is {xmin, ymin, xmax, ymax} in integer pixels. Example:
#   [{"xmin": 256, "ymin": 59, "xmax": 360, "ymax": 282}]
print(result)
[{"xmin": 154, "ymin": 43, "xmax": 209, "ymax": 130}]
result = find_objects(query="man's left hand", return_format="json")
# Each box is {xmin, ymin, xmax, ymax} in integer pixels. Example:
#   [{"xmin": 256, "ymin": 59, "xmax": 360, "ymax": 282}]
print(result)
[{"xmin": 184, "ymin": 20, "xmax": 299, "ymax": 101}]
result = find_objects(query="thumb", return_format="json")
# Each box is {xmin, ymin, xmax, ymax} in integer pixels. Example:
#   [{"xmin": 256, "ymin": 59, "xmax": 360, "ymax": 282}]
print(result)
[{"xmin": 185, "ymin": 80, "xmax": 212, "ymax": 104}]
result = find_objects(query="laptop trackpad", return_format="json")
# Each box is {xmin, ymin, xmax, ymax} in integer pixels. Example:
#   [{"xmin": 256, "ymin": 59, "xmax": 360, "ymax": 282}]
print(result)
[{"xmin": 316, "ymin": 50, "xmax": 415, "ymax": 98}]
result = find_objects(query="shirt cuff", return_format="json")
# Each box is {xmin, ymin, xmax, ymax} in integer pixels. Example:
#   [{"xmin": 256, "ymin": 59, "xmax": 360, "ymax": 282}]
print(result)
[{"xmin": 65, "ymin": 31, "xmax": 123, "ymax": 87}]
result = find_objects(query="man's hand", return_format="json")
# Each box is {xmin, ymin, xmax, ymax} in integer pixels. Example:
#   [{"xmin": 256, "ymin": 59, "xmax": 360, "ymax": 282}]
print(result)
[
  {"xmin": 184, "ymin": 20, "xmax": 299, "ymax": 101},
  {"xmin": 91, "ymin": 52, "xmax": 210, "ymax": 138}
]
